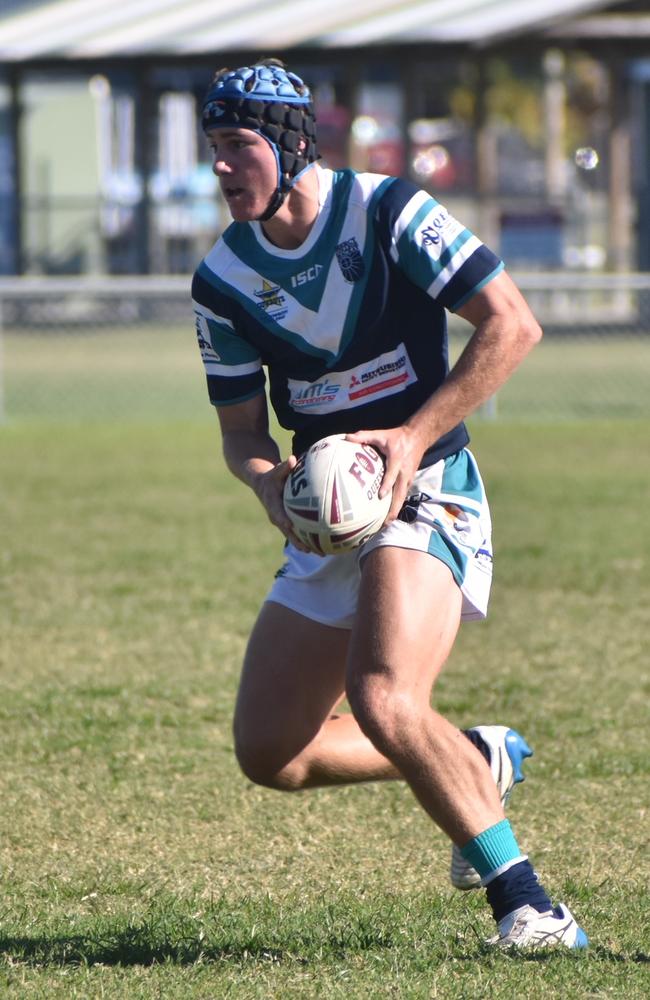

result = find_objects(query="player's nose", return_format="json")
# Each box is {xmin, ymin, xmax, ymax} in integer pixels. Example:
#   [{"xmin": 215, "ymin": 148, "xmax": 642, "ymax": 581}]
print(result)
[{"xmin": 212, "ymin": 157, "xmax": 232, "ymax": 176}]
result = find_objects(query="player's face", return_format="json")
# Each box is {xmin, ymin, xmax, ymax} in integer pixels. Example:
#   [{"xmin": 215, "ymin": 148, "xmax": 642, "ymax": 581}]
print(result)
[{"xmin": 207, "ymin": 128, "xmax": 278, "ymax": 222}]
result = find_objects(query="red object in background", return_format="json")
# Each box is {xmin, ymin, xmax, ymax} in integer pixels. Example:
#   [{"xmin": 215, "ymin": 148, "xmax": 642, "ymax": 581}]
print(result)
[
  {"xmin": 316, "ymin": 105, "xmax": 351, "ymax": 170},
  {"xmin": 367, "ymin": 140, "xmax": 404, "ymax": 177}
]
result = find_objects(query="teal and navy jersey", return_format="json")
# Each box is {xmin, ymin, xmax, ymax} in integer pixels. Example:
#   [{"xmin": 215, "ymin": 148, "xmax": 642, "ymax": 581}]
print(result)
[{"xmin": 191, "ymin": 167, "xmax": 503, "ymax": 464}]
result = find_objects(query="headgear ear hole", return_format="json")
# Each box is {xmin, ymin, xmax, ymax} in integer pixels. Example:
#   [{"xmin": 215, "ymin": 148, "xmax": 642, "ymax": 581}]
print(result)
[{"xmin": 280, "ymin": 132, "xmax": 300, "ymax": 153}]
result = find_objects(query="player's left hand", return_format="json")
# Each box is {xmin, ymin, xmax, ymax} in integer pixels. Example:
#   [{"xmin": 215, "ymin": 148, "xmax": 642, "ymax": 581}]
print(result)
[{"xmin": 345, "ymin": 425, "xmax": 426, "ymax": 523}]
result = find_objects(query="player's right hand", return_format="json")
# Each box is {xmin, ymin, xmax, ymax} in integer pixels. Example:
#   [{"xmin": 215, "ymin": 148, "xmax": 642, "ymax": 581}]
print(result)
[{"xmin": 254, "ymin": 456, "xmax": 312, "ymax": 552}]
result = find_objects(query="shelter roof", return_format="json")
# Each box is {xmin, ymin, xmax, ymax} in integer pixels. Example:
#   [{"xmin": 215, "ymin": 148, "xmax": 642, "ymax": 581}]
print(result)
[{"xmin": 0, "ymin": 0, "xmax": 635, "ymax": 62}]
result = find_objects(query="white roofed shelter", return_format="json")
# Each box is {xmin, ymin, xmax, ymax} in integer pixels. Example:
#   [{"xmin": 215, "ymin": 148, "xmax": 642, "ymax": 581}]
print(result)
[
  {"xmin": 0, "ymin": 0, "xmax": 648, "ymax": 275},
  {"xmin": 0, "ymin": 0, "xmax": 645, "ymax": 58}
]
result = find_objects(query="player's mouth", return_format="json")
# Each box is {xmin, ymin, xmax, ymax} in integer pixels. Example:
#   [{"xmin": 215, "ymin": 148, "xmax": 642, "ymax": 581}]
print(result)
[{"xmin": 223, "ymin": 186, "xmax": 245, "ymax": 202}]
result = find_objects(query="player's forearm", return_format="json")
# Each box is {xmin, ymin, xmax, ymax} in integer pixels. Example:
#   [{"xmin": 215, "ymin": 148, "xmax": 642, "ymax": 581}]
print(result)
[{"xmin": 222, "ymin": 428, "xmax": 283, "ymax": 497}]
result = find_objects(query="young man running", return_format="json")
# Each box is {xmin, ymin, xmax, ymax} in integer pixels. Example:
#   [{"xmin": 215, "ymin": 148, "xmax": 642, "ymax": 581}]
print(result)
[{"xmin": 191, "ymin": 59, "xmax": 587, "ymax": 950}]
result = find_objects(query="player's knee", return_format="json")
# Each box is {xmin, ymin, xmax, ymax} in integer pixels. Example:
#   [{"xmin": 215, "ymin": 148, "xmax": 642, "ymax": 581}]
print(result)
[
  {"xmin": 346, "ymin": 672, "xmax": 413, "ymax": 755},
  {"xmin": 234, "ymin": 734, "xmax": 305, "ymax": 792}
]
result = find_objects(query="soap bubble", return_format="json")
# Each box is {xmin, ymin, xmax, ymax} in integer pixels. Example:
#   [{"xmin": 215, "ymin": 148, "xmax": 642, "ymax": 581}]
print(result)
[{"xmin": 575, "ymin": 147, "xmax": 599, "ymax": 170}]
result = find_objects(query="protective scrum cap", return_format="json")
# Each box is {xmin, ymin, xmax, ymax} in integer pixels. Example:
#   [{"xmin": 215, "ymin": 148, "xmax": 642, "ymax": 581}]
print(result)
[{"xmin": 201, "ymin": 63, "xmax": 319, "ymax": 219}]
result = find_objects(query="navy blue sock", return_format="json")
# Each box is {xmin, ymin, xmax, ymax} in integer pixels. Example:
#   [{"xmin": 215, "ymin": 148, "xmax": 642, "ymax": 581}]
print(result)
[{"xmin": 485, "ymin": 858, "xmax": 554, "ymax": 923}]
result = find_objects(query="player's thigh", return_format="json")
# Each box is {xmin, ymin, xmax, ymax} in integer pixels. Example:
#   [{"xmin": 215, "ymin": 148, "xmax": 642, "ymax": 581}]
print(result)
[
  {"xmin": 348, "ymin": 545, "xmax": 462, "ymax": 706},
  {"xmin": 234, "ymin": 600, "xmax": 350, "ymax": 761}
]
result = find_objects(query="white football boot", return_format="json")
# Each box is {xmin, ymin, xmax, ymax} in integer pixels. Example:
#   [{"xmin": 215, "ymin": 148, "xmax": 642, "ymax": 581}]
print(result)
[
  {"xmin": 488, "ymin": 903, "xmax": 589, "ymax": 949},
  {"xmin": 450, "ymin": 725, "xmax": 533, "ymax": 890}
]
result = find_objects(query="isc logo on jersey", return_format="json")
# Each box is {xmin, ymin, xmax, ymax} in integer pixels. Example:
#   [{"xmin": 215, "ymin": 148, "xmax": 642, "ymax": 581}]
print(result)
[{"xmin": 291, "ymin": 265, "xmax": 323, "ymax": 288}]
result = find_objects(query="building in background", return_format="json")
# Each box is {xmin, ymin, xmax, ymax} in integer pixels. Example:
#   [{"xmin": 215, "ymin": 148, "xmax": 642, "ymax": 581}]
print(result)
[{"xmin": 0, "ymin": 0, "xmax": 649, "ymax": 275}]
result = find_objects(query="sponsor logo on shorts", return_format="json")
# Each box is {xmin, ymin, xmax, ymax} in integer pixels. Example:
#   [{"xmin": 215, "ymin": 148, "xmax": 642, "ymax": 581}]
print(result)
[{"xmin": 475, "ymin": 545, "xmax": 493, "ymax": 570}]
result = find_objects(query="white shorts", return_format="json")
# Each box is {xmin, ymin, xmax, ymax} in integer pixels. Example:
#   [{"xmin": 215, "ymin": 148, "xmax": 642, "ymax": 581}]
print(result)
[{"xmin": 266, "ymin": 448, "xmax": 493, "ymax": 629}]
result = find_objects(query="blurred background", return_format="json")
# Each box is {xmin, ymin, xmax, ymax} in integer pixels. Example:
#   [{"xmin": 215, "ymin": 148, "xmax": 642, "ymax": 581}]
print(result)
[{"xmin": 1, "ymin": 0, "xmax": 649, "ymax": 422}]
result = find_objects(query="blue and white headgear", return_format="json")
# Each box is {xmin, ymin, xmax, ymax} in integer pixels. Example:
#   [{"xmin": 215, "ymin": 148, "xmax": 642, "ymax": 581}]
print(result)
[{"xmin": 202, "ymin": 62, "xmax": 319, "ymax": 221}]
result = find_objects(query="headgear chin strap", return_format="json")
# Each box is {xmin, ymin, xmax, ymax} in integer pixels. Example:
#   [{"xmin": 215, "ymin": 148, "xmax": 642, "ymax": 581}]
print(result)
[{"xmin": 201, "ymin": 64, "xmax": 319, "ymax": 221}]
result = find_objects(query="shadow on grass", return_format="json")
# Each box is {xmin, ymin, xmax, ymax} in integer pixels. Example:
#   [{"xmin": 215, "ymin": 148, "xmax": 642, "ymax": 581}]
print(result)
[
  {"xmin": 0, "ymin": 932, "xmax": 290, "ymax": 967},
  {"xmin": 0, "ymin": 931, "xmax": 648, "ymax": 969},
  {"xmin": 474, "ymin": 944, "xmax": 650, "ymax": 965}
]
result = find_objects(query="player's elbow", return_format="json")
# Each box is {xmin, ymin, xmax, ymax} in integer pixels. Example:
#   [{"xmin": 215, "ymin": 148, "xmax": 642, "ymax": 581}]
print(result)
[
  {"xmin": 508, "ymin": 311, "xmax": 542, "ymax": 362},
  {"xmin": 524, "ymin": 314, "xmax": 543, "ymax": 348}
]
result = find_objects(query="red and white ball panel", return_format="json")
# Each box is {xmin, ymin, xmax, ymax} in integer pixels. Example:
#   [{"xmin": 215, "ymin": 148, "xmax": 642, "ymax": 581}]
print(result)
[{"xmin": 283, "ymin": 434, "xmax": 391, "ymax": 555}]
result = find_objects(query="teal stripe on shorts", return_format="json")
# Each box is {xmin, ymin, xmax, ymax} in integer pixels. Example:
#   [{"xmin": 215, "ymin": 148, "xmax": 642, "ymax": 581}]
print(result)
[
  {"xmin": 441, "ymin": 448, "xmax": 485, "ymax": 506},
  {"xmin": 364, "ymin": 447, "xmax": 494, "ymax": 621}
]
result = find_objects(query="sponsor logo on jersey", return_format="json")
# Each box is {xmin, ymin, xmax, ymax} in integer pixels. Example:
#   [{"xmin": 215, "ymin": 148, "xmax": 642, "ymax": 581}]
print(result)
[
  {"xmin": 348, "ymin": 354, "xmax": 410, "ymax": 401},
  {"xmin": 194, "ymin": 314, "xmax": 221, "ymax": 360},
  {"xmin": 287, "ymin": 344, "xmax": 417, "ymax": 415},
  {"xmin": 420, "ymin": 207, "xmax": 450, "ymax": 247},
  {"xmin": 290, "ymin": 380, "xmax": 342, "ymax": 409},
  {"xmin": 335, "ymin": 237, "xmax": 365, "ymax": 282}
]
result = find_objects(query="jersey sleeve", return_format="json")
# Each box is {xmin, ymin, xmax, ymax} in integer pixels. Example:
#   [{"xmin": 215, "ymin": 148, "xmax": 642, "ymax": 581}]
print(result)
[
  {"xmin": 191, "ymin": 272, "xmax": 265, "ymax": 407},
  {"xmin": 380, "ymin": 181, "xmax": 504, "ymax": 311}
]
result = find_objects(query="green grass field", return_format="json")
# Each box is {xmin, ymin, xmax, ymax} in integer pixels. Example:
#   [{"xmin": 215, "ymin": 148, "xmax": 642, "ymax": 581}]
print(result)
[
  {"xmin": 1, "ymin": 329, "xmax": 649, "ymax": 997},
  {"xmin": 3, "ymin": 327, "xmax": 650, "ymax": 423}
]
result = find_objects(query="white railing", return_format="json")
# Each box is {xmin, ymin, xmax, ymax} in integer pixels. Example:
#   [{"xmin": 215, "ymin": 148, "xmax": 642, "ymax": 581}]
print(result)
[{"xmin": 1, "ymin": 273, "xmax": 649, "ymax": 424}]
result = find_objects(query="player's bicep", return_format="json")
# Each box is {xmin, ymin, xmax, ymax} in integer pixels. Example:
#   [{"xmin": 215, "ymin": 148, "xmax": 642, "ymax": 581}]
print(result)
[{"xmin": 454, "ymin": 269, "xmax": 542, "ymax": 345}]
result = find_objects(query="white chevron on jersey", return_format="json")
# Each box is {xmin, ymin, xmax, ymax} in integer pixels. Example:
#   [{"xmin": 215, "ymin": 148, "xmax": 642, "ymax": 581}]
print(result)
[
  {"xmin": 201, "ymin": 184, "xmax": 376, "ymax": 360},
  {"xmin": 202, "ymin": 241, "xmax": 353, "ymax": 360},
  {"xmin": 192, "ymin": 166, "xmax": 504, "ymax": 457}
]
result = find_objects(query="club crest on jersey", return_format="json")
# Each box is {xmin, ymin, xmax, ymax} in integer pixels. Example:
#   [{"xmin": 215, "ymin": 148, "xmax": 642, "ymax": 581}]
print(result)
[
  {"xmin": 335, "ymin": 238, "xmax": 365, "ymax": 283},
  {"xmin": 254, "ymin": 279, "xmax": 286, "ymax": 314}
]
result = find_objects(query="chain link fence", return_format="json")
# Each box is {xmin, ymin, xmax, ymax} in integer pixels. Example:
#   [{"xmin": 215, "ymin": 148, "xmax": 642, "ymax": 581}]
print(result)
[{"xmin": 1, "ymin": 274, "xmax": 650, "ymax": 424}]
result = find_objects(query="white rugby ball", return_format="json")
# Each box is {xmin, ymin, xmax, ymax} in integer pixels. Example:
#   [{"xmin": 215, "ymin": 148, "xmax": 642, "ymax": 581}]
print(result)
[{"xmin": 283, "ymin": 434, "xmax": 391, "ymax": 555}]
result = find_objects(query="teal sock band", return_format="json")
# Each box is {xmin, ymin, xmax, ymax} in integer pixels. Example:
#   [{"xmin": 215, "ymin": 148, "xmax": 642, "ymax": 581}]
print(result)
[{"xmin": 460, "ymin": 819, "xmax": 522, "ymax": 879}]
